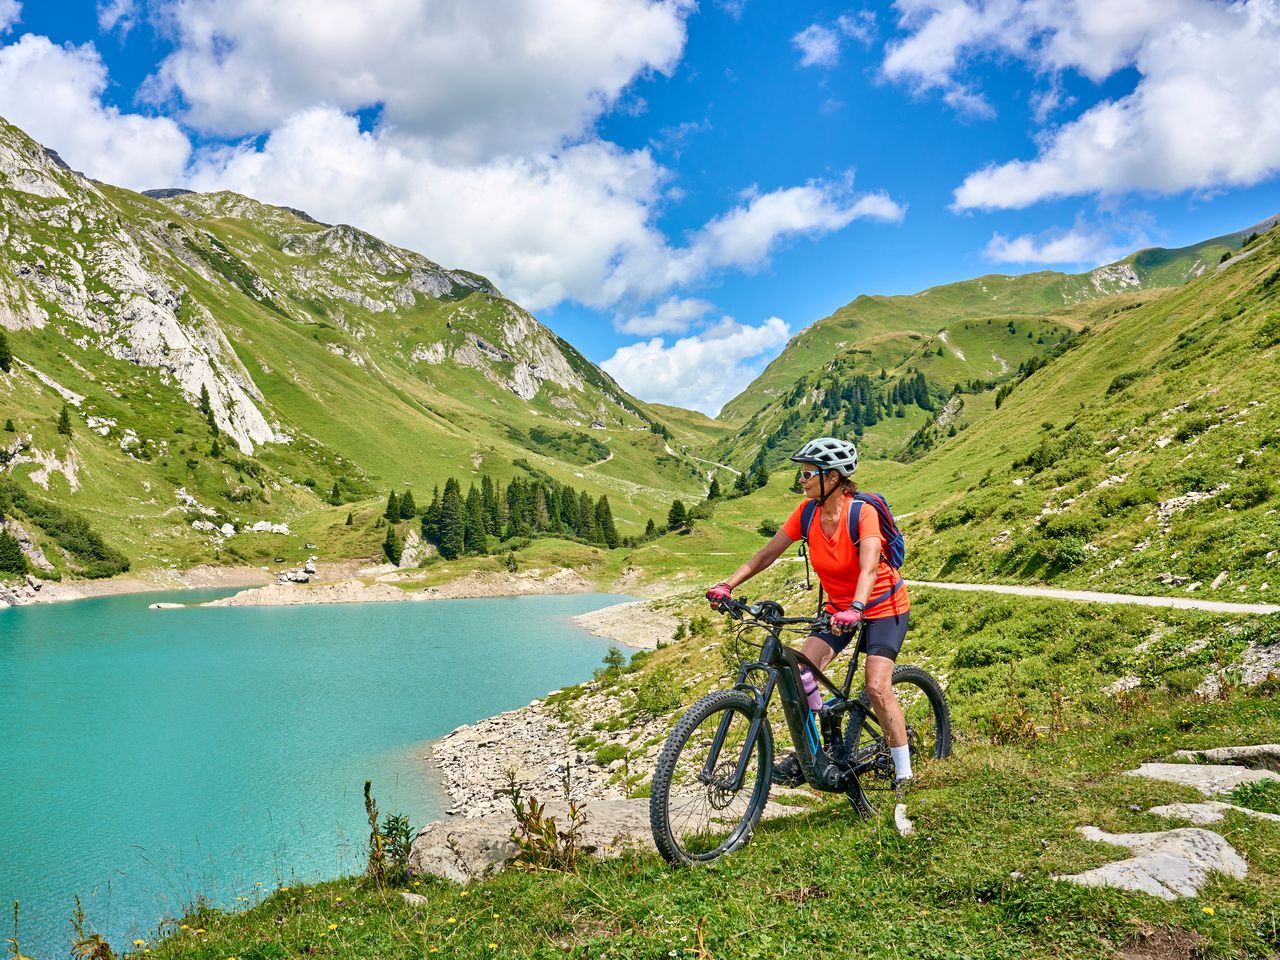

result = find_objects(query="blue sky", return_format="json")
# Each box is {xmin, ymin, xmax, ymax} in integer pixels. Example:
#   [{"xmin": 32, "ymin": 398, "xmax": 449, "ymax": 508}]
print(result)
[{"xmin": 4, "ymin": 0, "xmax": 1280, "ymax": 415}]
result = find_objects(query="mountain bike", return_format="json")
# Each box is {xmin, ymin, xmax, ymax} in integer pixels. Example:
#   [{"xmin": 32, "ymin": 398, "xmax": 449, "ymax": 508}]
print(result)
[{"xmin": 649, "ymin": 595, "xmax": 951, "ymax": 866}]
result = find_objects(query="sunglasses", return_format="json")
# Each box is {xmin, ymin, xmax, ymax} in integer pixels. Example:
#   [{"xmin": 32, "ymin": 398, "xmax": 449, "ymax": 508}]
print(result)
[{"xmin": 798, "ymin": 469, "xmax": 827, "ymax": 481}]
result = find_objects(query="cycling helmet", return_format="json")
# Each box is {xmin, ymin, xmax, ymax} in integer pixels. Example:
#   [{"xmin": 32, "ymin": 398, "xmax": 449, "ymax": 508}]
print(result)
[{"xmin": 790, "ymin": 436, "xmax": 858, "ymax": 477}]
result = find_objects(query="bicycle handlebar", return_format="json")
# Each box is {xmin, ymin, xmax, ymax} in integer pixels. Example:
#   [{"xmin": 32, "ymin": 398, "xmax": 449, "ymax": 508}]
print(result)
[{"xmin": 711, "ymin": 595, "xmax": 828, "ymax": 631}]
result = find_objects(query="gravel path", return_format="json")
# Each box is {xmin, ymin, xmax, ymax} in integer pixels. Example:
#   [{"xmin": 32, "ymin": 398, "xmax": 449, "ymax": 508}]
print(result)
[{"xmin": 908, "ymin": 580, "xmax": 1280, "ymax": 615}]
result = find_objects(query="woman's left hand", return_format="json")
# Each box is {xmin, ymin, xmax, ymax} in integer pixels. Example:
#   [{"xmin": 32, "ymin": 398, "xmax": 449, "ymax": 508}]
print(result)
[{"xmin": 831, "ymin": 608, "xmax": 863, "ymax": 634}]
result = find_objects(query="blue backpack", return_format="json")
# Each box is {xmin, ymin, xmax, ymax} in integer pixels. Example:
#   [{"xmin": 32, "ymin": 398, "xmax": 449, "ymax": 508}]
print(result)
[{"xmin": 799, "ymin": 492, "xmax": 905, "ymax": 612}]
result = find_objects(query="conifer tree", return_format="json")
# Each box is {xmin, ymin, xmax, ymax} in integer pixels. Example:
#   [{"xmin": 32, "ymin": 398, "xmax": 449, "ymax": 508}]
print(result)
[
  {"xmin": 644, "ymin": 518, "xmax": 656, "ymax": 539},
  {"xmin": 667, "ymin": 500, "xmax": 687, "ymax": 530},
  {"xmin": 707, "ymin": 475, "xmax": 721, "ymax": 499},
  {"xmin": 4, "ymin": 419, "xmax": 14, "ymax": 432},
  {"xmin": 733, "ymin": 471, "xmax": 751, "ymax": 496},
  {"xmin": 56, "ymin": 404, "xmax": 72, "ymax": 437},
  {"xmin": 210, "ymin": 437, "xmax": 222, "ymax": 457},
  {"xmin": 198, "ymin": 384, "xmax": 218, "ymax": 435},
  {"xmin": 0, "ymin": 529, "xmax": 29, "ymax": 575},
  {"xmin": 422, "ymin": 486, "xmax": 441, "ymax": 543},
  {"xmin": 464, "ymin": 484, "xmax": 488, "ymax": 555},
  {"xmin": 481, "ymin": 475, "xmax": 500, "ymax": 535},
  {"xmin": 595, "ymin": 496, "xmax": 619, "ymax": 549},
  {"xmin": 345, "ymin": 511, "xmax": 353, "ymax": 526},
  {"xmin": 328, "ymin": 482, "xmax": 342, "ymax": 506},
  {"xmin": 438, "ymin": 478, "xmax": 466, "ymax": 559},
  {"xmin": 383, "ymin": 523, "xmax": 402, "ymax": 565},
  {"xmin": 577, "ymin": 490, "xmax": 598, "ymax": 542},
  {"xmin": 752, "ymin": 464, "xmax": 768, "ymax": 489},
  {"xmin": 399, "ymin": 489, "xmax": 417, "ymax": 519},
  {"xmin": 384, "ymin": 490, "xmax": 400, "ymax": 521},
  {"xmin": 0, "ymin": 328, "xmax": 12, "ymax": 374}
]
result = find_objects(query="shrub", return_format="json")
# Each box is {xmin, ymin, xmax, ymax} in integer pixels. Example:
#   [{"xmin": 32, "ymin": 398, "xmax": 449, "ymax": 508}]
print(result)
[
  {"xmin": 634, "ymin": 666, "xmax": 681, "ymax": 715},
  {"xmin": 1229, "ymin": 476, "xmax": 1274, "ymax": 509},
  {"xmin": 932, "ymin": 504, "xmax": 974, "ymax": 531},
  {"xmin": 1106, "ymin": 371, "xmax": 1143, "ymax": 395},
  {"xmin": 757, "ymin": 518, "xmax": 778, "ymax": 537},
  {"xmin": 594, "ymin": 744, "xmax": 628, "ymax": 766}
]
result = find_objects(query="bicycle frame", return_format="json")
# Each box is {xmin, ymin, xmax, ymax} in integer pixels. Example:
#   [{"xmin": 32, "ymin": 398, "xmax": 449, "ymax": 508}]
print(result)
[{"xmin": 700, "ymin": 608, "xmax": 878, "ymax": 812}]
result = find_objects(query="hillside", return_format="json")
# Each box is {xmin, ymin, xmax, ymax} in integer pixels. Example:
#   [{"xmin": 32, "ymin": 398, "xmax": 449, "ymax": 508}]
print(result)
[
  {"xmin": 0, "ymin": 117, "xmax": 707, "ymax": 578},
  {"xmin": 720, "ymin": 222, "xmax": 1270, "ymax": 427},
  {"xmin": 884, "ymin": 217, "xmax": 1280, "ymax": 599}
]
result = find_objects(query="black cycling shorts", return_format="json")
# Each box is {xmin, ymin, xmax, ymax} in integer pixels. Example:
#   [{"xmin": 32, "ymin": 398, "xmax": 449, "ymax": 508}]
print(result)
[{"xmin": 813, "ymin": 611, "xmax": 909, "ymax": 661}]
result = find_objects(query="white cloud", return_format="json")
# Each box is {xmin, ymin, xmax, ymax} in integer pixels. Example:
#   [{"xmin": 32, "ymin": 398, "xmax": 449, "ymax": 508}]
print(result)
[
  {"xmin": 794, "ymin": 12, "xmax": 876, "ymax": 68},
  {"xmin": 188, "ymin": 110, "xmax": 901, "ymax": 311},
  {"xmin": 883, "ymin": 0, "xmax": 1280, "ymax": 208},
  {"xmin": 146, "ymin": 0, "xmax": 694, "ymax": 161},
  {"xmin": 793, "ymin": 24, "xmax": 842, "ymax": 68},
  {"xmin": 601, "ymin": 316, "xmax": 791, "ymax": 415},
  {"xmin": 837, "ymin": 11, "xmax": 877, "ymax": 45},
  {"xmin": 614, "ymin": 297, "xmax": 714, "ymax": 335},
  {"xmin": 955, "ymin": 2, "xmax": 1280, "ymax": 208},
  {"xmin": 0, "ymin": 34, "xmax": 190, "ymax": 189},
  {"xmin": 0, "ymin": 1, "xmax": 20, "ymax": 33},
  {"xmin": 97, "ymin": 0, "xmax": 137, "ymax": 36},
  {"xmin": 983, "ymin": 225, "xmax": 1121, "ymax": 264}
]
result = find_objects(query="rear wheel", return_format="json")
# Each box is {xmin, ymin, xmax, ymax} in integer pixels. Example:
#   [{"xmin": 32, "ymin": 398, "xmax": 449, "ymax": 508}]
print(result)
[
  {"xmin": 845, "ymin": 665, "xmax": 951, "ymax": 787},
  {"xmin": 649, "ymin": 690, "xmax": 772, "ymax": 865}
]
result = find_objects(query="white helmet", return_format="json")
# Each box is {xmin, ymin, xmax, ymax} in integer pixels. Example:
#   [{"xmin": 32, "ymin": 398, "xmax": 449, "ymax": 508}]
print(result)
[{"xmin": 790, "ymin": 437, "xmax": 858, "ymax": 477}]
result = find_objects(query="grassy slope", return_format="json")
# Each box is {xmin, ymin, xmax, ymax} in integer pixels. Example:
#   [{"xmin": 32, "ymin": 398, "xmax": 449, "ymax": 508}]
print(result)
[{"xmin": 893, "ymin": 221, "xmax": 1280, "ymax": 598}]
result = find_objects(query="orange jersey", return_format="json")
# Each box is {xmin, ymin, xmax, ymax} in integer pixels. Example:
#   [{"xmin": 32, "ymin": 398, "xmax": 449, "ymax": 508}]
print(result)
[{"xmin": 780, "ymin": 495, "xmax": 909, "ymax": 618}]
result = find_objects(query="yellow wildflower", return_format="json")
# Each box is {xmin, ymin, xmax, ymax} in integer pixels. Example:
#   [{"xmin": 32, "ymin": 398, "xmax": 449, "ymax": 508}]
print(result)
[
  {"xmin": 446, "ymin": 917, "xmax": 457, "ymax": 924},
  {"xmin": 133, "ymin": 940, "xmax": 146, "ymax": 946},
  {"xmin": 460, "ymin": 891, "xmax": 470, "ymax": 898},
  {"xmin": 488, "ymin": 944, "xmax": 497, "ymax": 951},
  {"xmin": 195, "ymin": 929, "xmax": 206, "ymax": 935},
  {"xmin": 179, "ymin": 925, "xmax": 189, "ymax": 931},
  {"xmin": 1203, "ymin": 906, "xmax": 1215, "ymax": 916},
  {"xmin": 328, "ymin": 924, "xmax": 338, "ymax": 931}
]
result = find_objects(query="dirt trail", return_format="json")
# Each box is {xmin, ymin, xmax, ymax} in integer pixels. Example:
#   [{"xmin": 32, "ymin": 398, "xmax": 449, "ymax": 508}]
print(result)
[{"xmin": 908, "ymin": 580, "xmax": 1280, "ymax": 615}]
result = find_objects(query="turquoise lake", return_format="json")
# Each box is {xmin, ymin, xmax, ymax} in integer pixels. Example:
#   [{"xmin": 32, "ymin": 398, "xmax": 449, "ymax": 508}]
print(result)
[{"xmin": 0, "ymin": 589, "xmax": 632, "ymax": 959}]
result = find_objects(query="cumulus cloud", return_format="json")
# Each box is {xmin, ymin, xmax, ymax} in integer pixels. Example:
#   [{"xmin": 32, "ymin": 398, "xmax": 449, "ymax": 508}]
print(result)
[
  {"xmin": 97, "ymin": 0, "xmax": 137, "ymax": 36},
  {"xmin": 0, "ymin": 1, "xmax": 20, "ymax": 33},
  {"xmin": 793, "ymin": 24, "xmax": 842, "ymax": 68},
  {"xmin": 187, "ymin": 109, "xmax": 904, "ymax": 310},
  {"xmin": 145, "ymin": 0, "xmax": 694, "ymax": 161},
  {"xmin": 884, "ymin": 0, "xmax": 1280, "ymax": 208},
  {"xmin": 0, "ymin": 34, "xmax": 190, "ymax": 189},
  {"xmin": 614, "ymin": 297, "xmax": 714, "ymax": 335},
  {"xmin": 983, "ymin": 224, "xmax": 1121, "ymax": 265},
  {"xmin": 794, "ymin": 11, "xmax": 877, "ymax": 68},
  {"xmin": 601, "ymin": 315, "xmax": 791, "ymax": 415}
]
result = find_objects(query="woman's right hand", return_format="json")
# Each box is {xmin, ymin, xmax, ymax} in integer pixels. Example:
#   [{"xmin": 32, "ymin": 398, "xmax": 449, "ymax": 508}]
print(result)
[{"xmin": 705, "ymin": 582, "xmax": 732, "ymax": 605}]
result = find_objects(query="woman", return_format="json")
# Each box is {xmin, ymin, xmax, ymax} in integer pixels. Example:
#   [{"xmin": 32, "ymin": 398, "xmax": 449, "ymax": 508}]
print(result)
[{"xmin": 705, "ymin": 437, "xmax": 913, "ymax": 789}]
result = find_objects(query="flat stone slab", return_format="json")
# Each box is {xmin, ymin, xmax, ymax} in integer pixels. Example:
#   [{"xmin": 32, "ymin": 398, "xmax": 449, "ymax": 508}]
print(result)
[
  {"xmin": 1170, "ymin": 744, "xmax": 1280, "ymax": 773},
  {"xmin": 410, "ymin": 796, "xmax": 800, "ymax": 881},
  {"xmin": 1126, "ymin": 762, "xmax": 1278, "ymax": 796},
  {"xmin": 1058, "ymin": 826, "xmax": 1247, "ymax": 900},
  {"xmin": 1149, "ymin": 801, "xmax": 1280, "ymax": 826}
]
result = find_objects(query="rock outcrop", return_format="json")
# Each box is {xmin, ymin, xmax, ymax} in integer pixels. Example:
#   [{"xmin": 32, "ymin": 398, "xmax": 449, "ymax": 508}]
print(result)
[{"xmin": 1058, "ymin": 826, "xmax": 1248, "ymax": 900}]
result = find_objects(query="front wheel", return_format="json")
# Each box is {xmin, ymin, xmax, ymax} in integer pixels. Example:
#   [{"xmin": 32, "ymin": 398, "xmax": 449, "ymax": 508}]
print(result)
[
  {"xmin": 845, "ymin": 665, "xmax": 951, "ymax": 786},
  {"xmin": 649, "ymin": 689, "xmax": 772, "ymax": 865}
]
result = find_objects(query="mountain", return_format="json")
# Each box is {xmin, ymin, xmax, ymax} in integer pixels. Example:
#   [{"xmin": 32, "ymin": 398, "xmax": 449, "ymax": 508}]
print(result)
[
  {"xmin": 709, "ymin": 215, "xmax": 1276, "ymax": 474},
  {"xmin": 0, "ymin": 116, "xmax": 706, "ymax": 577}
]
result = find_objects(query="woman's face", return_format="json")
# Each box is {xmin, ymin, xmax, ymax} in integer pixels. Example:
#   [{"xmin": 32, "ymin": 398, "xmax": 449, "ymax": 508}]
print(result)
[{"xmin": 798, "ymin": 467, "xmax": 828, "ymax": 497}]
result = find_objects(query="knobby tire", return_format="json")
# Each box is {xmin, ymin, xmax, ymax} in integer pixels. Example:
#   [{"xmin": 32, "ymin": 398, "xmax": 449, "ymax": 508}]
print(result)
[{"xmin": 649, "ymin": 689, "xmax": 772, "ymax": 866}]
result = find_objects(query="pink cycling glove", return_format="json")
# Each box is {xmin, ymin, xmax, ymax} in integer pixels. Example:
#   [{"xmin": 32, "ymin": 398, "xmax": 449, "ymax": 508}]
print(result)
[
  {"xmin": 831, "ymin": 608, "xmax": 864, "ymax": 633},
  {"xmin": 705, "ymin": 582, "xmax": 732, "ymax": 604}
]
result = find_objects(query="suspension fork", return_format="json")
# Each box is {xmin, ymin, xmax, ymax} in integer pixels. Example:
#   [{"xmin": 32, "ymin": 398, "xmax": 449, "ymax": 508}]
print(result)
[{"xmin": 698, "ymin": 661, "xmax": 777, "ymax": 792}]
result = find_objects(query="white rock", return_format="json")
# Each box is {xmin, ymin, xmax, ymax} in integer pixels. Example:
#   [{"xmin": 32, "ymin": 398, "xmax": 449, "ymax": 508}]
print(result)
[
  {"xmin": 1058, "ymin": 826, "xmax": 1247, "ymax": 900},
  {"xmin": 1149, "ymin": 801, "xmax": 1280, "ymax": 826},
  {"xmin": 1126, "ymin": 762, "xmax": 1278, "ymax": 796}
]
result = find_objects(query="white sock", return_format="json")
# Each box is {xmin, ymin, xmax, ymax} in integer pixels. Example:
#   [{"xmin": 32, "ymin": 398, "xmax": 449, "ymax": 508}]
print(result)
[{"xmin": 890, "ymin": 745, "xmax": 912, "ymax": 780}]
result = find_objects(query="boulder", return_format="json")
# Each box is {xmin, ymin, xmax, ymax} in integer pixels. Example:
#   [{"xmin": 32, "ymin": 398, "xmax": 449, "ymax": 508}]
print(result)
[
  {"xmin": 1169, "ymin": 744, "xmax": 1280, "ymax": 773},
  {"xmin": 1126, "ymin": 762, "xmax": 1278, "ymax": 795},
  {"xmin": 1057, "ymin": 826, "xmax": 1247, "ymax": 900},
  {"xmin": 1148, "ymin": 801, "xmax": 1280, "ymax": 826}
]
